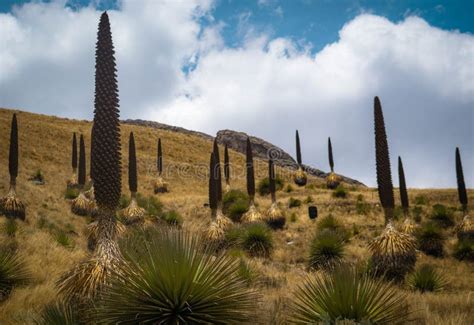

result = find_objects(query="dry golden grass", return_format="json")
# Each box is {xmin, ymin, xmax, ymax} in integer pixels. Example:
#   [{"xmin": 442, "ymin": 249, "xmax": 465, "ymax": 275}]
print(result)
[{"xmin": 0, "ymin": 108, "xmax": 473, "ymax": 324}]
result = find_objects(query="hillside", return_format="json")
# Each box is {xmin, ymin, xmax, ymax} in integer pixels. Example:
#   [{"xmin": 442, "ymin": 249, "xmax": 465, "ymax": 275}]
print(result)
[{"xmin": 0, "ymin": 107, "xmax": 473, "ymax": 324}]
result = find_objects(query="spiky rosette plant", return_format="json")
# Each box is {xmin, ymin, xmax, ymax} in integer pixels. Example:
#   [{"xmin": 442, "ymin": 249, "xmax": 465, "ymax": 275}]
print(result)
[
  {"xmin": 266, "ymin": 158, "xmax": 285, "ymax": 229},
  {"xmin": 121, "ymin": 132, "xmax": 145, "ymax": 225},
  {"xmin": 326, "ymin": 137, "xmax": 341, "ymax": 189},
  {"xmin": 224, "ymin": 143, "xmax": 231, "ymax": 192},
  {"xmin": 374, "ymin": 96, "xmax": 395, "ymax": 224},
  {"xmin": 1, "ymin": 114, "xmax": 26, "ymax": 220},
  {"xmin": 58, "ymin": 12, "xmax": 123, "ymax": 301},
  {"xmin": 401, "ymin": 217, "xmax": 417, "ymax": 235},
  {"xmin": 0, "ymin": 250, "xmax": 31, "ymax": 302},
  {"xmin": 455, "ymin": 215, "xmax": 473, "ymax": 241},
  {"xmin": 293, "ymin": 130, "xmax": 307, "ymax": 186},
  {"xmin": 242, "ymin": 137, "xmax": 263, "ymax": 223},
  {"xmin": 398, "ymin": 156, "xmax": 409, "ymax": 216},
  {"xmin": 153, "ymin": 138, "xmax": 169, "ymax": 193},
  {"xmin": 71, "ymin": 135, "xmax": 92, "ymax": 216},
  {"xmin": 67, "ymin": 132, "xmax": 78, "ymax": 189},
  {"xmin": 85, "ymin": 219, "xmax": 126, "ymax": 252},
  {"xmin": 368, "ymin": 223, "xmax": 417, "ymax": 282},
  {"xmin": 456, "ymin": 147, "xmax": 468, "ymax": 213}
]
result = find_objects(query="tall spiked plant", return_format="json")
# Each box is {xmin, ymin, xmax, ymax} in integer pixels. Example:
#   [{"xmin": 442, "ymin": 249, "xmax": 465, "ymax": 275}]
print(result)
[
  {"xmin": 59, "ymin": 12, "xmax": 123, "ymax": 300},
  {"xmin": 374, "ymin": 96, "xmax": 394, "ymax": 224},
  {"xmin": 294, "ymin": 130, "xmax": 307, "ymax": 186},
  {"xmin": 242, "ymin": 137, "xmax": 263, "ymax": 222},
  {"xmin": 224, "ymin": 143, "xmax": 231, "ymax": 191},
  {"xmin": 456, "ymin": 147, "xmax": 468, "ymax": 213},
  {"xmin": 266, "ymin": 158, "xmax": 285, "ymax": 229},
  {"xmin": 398, "ymin": 156, "xmax": 409, "ymax": 216},
  {"xmin": 154, "ymin": 138, "xmax": 168, "ymax": 193},
  {"xmin": 71, "ymin": 135, "xmax": 91, "ymax": 216},
  {"xmin": 206, "ymin": 152, "xmax": 223, "ymax": 241},
  {"xmin": 122, "ymin": 132, "xmax": 145, "ymax": 225},
  {"xmin": 326, "ymin": 137, "xmax": 341, "ymax": 189},
  {"xmin": 67, "ymin": 133, "xmax": 78, "ymax": 188},
  {"xmin": 1, "ymin": 114, "xmax": 26, "ymax": 220}
]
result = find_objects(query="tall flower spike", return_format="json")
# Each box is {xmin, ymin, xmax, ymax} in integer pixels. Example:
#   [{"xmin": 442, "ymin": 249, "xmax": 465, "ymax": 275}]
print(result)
[
  {"xmin": 269, "ymin": 158, "xmax": 276, "ymax": 203},
  {"xmin": 294, "ymin": 130, "xmax": 307, "ymax": 186},
  {"xmin": 9, "ymin": 114, "xmax": 19, "ymax": 186},
  {"xmin": 296, "ymin": 130, "xmax": 302, "ymax": 166},
  {"xmin": 374, "ymin": 96, "xmax": 394, "ymax": 223},
  {"xmin": 71, "ymin": 134, "xmax": 90, "ymax": 216},
  {"xmin": 209, "ymin": 152, "xmax": 218, "ymax": 212},
  {"xmin": 157, "ymin": 138, "xmax": 163, "ymax": 176},
  {"xmin": 78, "ymin": 135, "xmax": 86, "ymax": 187},
  {"xmin": 72, "ymin": 133, "xmax": 78, "ymax": 173},
  {"xmin": 154, "ymin": 138, "xmax": 168, "ymax": 193},
  {"xmin": 266, "ymin": 158, "xmax": 285, "ymax": 229},
  {"xmin": 328, "ymin": 137, "xmax": 334, "ymax": 173},
  {"xmin": 398, "ymin": 156, "xmax": 409, "ymax": 215},
  {"xmin": 213, "ymin": 139, "xmax": 223, "ymax": 203},
  {"xmin": 456, "ymin": 147, "xmax": 468, "ymax": 212},
  {"xmin": 246, "ymin": 137, "xmax": 255, "ymax": 198},
  {"xmin": 224, "ymin": 143, "xmax": 230, "ymax": 189}
]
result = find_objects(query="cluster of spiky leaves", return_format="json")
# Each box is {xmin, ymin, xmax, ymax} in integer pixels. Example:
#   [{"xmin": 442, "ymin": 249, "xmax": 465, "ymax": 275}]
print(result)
[
  {"xmin": 407, "ymin": 264, "xmax": 448, "ymax": 293},
  {"xmin": 0, "ymin": 251, "xmax": 30, "ymax": 301},
  {"xmin": 368, "ymin": 223, "xmax": 416, "ymax": 281},
  {"xmin": 415, "ymin": 222, "xmax": 445, "ymax": 257},
  {"xmin": 308, "ymin": 229, "xmax": 345, "ymax": 270},
  {"xmin": 326, "ymin": 172, "xmax": 341, "ymax": 190},
  {"xmin": 455, "ymin": 215, "xmax": 473, "ymax": 241},
  {"xmin": 37, "ymin": 300, "xmax": 80, "ymax": 325},
  {"xmin": 239, "ymin": 223, "xmax": 273, "ymax": 257},
  {"xmin": 95, "ymin": 229, "xmax": 257, "ymax": 323},
  {"xmin": 374, "ymin": 96, "xmax": 395, "ymax": 223},
  {"xmin": 90, "ymin": 11, "xmax": 122, "ymax": 211},
  {"xmin": 455, "ymin": 147, "xmax": 468, "ymax": 212},
  {"xmin": 246, "ymin": 137, "xmax": 255, "ymax": 198},
  {"xmin": 291, "ymin": 266, "xmax": 410, "ymax": 324},
  {"xmin": 398, "ymin": 156, "xmax": 409, "ymax": 214}
]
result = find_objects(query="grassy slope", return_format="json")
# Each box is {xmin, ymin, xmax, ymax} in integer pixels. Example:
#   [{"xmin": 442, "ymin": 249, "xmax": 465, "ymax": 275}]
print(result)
[{"xmin": 0, "ymin": 108, "xmax": 473, "ymax": 324}]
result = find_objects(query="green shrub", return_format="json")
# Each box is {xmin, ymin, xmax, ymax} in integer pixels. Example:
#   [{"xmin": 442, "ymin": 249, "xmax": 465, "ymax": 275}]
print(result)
[
  {"xmin": 161, "ymin": 210, "xmax": 182, "ymax": 226},
  {"xmin": 223, "ymin": 190, "xmax": 249, "ymax": 222},
  {"xmin": 430, "ymin": 204, "xmax": 454, "ymax": 227},
  {"xmin": 304, "ymin": 196, "xmax": 313, "ymax": 204},
  {"xmin": 97, "ymin": 229, "xmax": 257, "ymax": 323},
  {"xmin": 407, "ymin": 264, "xmax": 447, "ymax": 293},
  {"xmin": 412, "ymin": 206, "xmax": 423, "ymax": 223},
  {"xmin": 285, "ymin": 184, "xmax": 294, "ymax": 193},
  {"xmin": 54, "ymin": 231, "xmax": 74, "ymax": 249},
  {"xmin": 332, "ymin": 185, "xmax": 347, "ymax": 198},
  {"xmin": 453, "ymin": 239, "xmax": 474, "ymax": 262},
  {"xmin": 290, "ymin": 212, "xmax": 298, "ymax": 223},
  {"xmin": 291, "ymin": 266, "xmax": 410, "ymax": 324},
  {"xmin": 240, "ymin": 223, "xmax": 273, "ymax": 258},
  {"xmin": 416, "ymin": 222, "xmax": 445, "ymax": 257},
  {"xmin": 258, "ymin": 176, "xmax": 284, "ymax": 196},
  {"xmin": 238, "ymin": 259, "xmax": 259, "ymax": 285},
  {"xmin": 356, "ymin": 200, "xmax": 371, "ymax": 215},
  {"xmin": 288, "ymin": 197, "xmax": 302, "ymax": 208},
  {"xmin": 0, "ymin": 251, "xmax": 30, "ymax": 301},
  {"xmin": 309, "ymin": 229, "xmax": 345, "ymax": 270},
  {"xmin": 118, "ymin": 194, "xmax": 130, "ymax": 209},
  {"xmin": 224, "ymin": 225, "xmax": 244, "ymax": 247},
  {"xmin": 64, "ymin": 188, "xmax": 79, "ymax": 200},
  {"xmin": 414, "ymin": 195, "xmax": 428, "ymax": 205},
  {"xmin": 317, "ymin": 215, "xmax": 349, "ymax": 241},
  {"xmin": 37, "ymin": 300, "xmax": 80, "ymax": 324},
  {"xmin": 2, "ymin": 219, "xmax": 18, "ymax": 237}
]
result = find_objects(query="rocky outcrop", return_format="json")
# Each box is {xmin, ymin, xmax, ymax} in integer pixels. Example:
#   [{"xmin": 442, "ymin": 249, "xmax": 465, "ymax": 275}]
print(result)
[{"xmin": 123, "ymin": 120, "xmax": 365, "ymax": 186}]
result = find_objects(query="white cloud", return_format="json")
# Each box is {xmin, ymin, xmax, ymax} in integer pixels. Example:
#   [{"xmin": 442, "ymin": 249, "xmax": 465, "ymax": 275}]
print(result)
[{"xmin": 0, "ymin": 2, "xmax": 472, "ymax": 187}]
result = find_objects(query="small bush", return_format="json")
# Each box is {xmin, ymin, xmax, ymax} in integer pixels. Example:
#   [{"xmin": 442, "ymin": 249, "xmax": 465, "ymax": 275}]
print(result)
[
  {"xmin": 414, "ymin": 195, "xmax": 428, "ymax": 205},
  {"xmin": 37, "ymin": 300, "xmax": 80, "ymax": 324},
  {"xmin": 119, "ymin": 194, "xmax": 131, "ymax": 209},
  {"xmin": 288, "ymin": 197, "xmax": 302, "ymax": 208},
  {"xmin": 290, "ymin": 212, "xmax": 298, "ymax": 223},
  {"xmin": 412, "ymin": 206, "xmax": 423, "ymax": 223},
  {"xmin": 30, "ymin": 169, "xmax": 45, "ymax": 184},
  {"xmin": 238, "ymin": 259, "xmax": 259, "ymax": 285},
  {"xmin": 407, "ymin": 264, "xmax": 448, "ymax": 293},
  {"xmin": 161, "ymin": 210, "xmax": 182, "ymax": 226},
  {"xmin": 0, "ymin": 251, "xmax": 30, "ymax": 301},
  {"xmin": 309, "ymin": 229, "xmax": 345, "ymax": 270},
  {"xmin": 2, "ymin": 219, "xmax": 18, "ymax": 237},
  {"xmin": 292, "ymin": 266, "xmax": 410, "ymax": 324},
  {"xmin": 240, "ymin": 223, "xmax": 273, "ymax": 258},
  {"xmin": 356, "ymin": 200, "xmax": 371, "ymax": 215},
  {"xmin": 332, "ymin": 185, "xmax": 347, "ymax": 198},
  {"xmin": 453, "ymin": 239, "xmax": 474, "ymax": 262},
  {"xmin": 416, "ymin": 222, "xmax": 445, "ymax": 257},
  {"xmin": 54, "ymin": 231, "xmax": 75, "ymax": 249},
  {"xmin": 64, "ymin": 188, "xmax": 79, "ymax": 200},
  {"xmin": 285, "ymin": 184, "xmax": 293, "ymax": 193},
  {"xmin": 304, "ymin": 196, "xmax": 313, "ymax": 204},
  {"xmin": 223, "ymin": 190, "xmax": 249, "ymax": 222},
  {"xmin": 258, "ymin": 177, "xmax": 284, "ymax": 196},
  {"xmin": 317, "ymin": 215, "xmax": 349, "ymax": 241},
  {"xmin": 430, "ymin": 204, "xmax": 454, "ymax": 227}
]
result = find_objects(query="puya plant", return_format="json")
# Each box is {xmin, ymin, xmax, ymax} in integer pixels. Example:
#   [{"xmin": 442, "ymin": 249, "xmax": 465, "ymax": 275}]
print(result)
[
  {"xmin": 70, "ymin": 134, "xmax": 92, "ymax": 216},
  {"xmin": 374, "ymin": 96, "xmax": 395, "ymax": 224},
  {"xmin": 66, "ymin": 132, "xmax": 78, "ymax": 189},
  {"xmin": 206, "ymin": 140, "xmax": 232, "ymax": 242},
  {"xmin": 455, "ymin": 147, "xmax": 468, "ymax": 213},
  {"xmin": 224, "ymin": 143, "xmax": 231, "ymax": 192},
  {"xmin": 368, "ymin": 223, "xmax": 417, "ymax": 282},
  {"xmin": 398, "ymin": 156, "xmax": 409, "ymax": 216},
  {"xmin": 326, "ymin": 137, "xmax": 342, "ymax": 189},
  {"xmin": 153, "ymin": 138, "xmax": 168, "ymax": 193},
  {"xmin": 265, "ymin": 158, "xmax": 286, "ymax": 229},
  {"xmin": 242, "ymin": 137, "xmax": 264, "ymax": 222},
  {"xmin": 121, "ymin": 132, "xmax": 145, "ymax": 225},
  {"xmin": 58, "ymin": 12, "xmax": 124, "ymax": 300},
  {"xmin": 293, "ymin": 130, "xmax": 307, "ymax": 186},
  {"xmin": 1, "ymin": 114, "xmax": 26, "ymax": 220}
]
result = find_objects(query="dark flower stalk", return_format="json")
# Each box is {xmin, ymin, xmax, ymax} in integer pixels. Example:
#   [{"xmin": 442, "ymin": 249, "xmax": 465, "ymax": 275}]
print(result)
[
  {"xmin": 398, "ymin": 156, "xmax": 409, "ymax": 215},
  {"xmin": 456, "ymin": 147, "xmax": 468, "ymax": 213},
  {"xmin": 224, "ymin": 144, "xmax": 230, "ymax": 189},
  {"xmin": 328, "ymin": 137, "xmax": 334, "ymax": 173}
]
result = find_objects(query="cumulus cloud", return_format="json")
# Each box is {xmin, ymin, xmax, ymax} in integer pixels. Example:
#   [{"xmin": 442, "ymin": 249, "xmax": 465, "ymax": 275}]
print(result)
[{"xmin": 0, "ymin": 1, "xmax": 472, "ymax": 187}]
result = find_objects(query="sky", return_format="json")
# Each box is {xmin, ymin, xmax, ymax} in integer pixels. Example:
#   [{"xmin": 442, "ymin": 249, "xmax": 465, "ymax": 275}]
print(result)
[{"xmin": 0, "ymin": 0, "xmax": 473, "ymax": 188}]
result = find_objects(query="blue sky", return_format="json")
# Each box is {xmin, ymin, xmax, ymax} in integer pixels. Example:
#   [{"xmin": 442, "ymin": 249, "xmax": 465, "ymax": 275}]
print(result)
[{"xmin": 0, "ymin": 0, "xmax": 473, "ymax": 187}]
